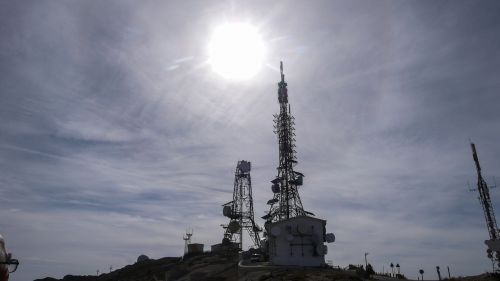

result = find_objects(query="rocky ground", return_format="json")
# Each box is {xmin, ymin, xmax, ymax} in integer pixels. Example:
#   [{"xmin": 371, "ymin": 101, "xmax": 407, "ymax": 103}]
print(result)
[
  {"xmin": 33, "ymin": 253, "xmax": 500, "ymax": 281},
  {"xmin": 34, "ymin": 253, "xmax": 238, "ymax": 281}
]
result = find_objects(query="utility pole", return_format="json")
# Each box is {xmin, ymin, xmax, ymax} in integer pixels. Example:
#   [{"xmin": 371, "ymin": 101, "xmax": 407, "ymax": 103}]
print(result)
[
  {"xmin": 364, "ymin": 253, "xmax": 369, "ymax": 270},
  {"xmin": 447, "ymin": 266, "xmax": 451, "ymax": 279},
  {"xmin": 436, "ymin": 266, "xmax": 442, "ymax": 281}
]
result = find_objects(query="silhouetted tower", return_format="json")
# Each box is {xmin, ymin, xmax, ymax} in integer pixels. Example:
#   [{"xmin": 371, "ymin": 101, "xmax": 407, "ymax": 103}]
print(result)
[
  {"xmin": 222, "ymin": 161, "xmax": 261, "ymax": 249},
  {"xmin": 470, "ymin": 143, "xmax": 500, "ymax": 266},
  {"xmin": 264, "ymin": 62, "xmax": 308, "ymax": 223},
  {"xmin": 182, "ymin": 230, "xmax": 193, "ymax": 256}
]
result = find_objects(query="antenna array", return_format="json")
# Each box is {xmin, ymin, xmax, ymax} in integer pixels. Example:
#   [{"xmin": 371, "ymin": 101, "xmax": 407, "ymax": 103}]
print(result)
[{"xmin": 263, "ymin": 62, "xmax": 308, "ymax": 223}]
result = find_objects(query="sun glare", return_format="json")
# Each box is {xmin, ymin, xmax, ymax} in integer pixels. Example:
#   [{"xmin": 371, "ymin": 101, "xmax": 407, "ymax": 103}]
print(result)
[{"xmin": 208, "ymin": 23, "xmax": 265, "ymax": 80}]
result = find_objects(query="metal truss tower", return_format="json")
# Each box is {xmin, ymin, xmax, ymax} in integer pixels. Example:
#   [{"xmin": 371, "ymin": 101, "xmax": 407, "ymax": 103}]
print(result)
[
  {"xmin": 470, "ymin": 143, "xmax": 500, "ymax": 267},
  {"xmin": 263, "ymin": 62, "xmax": 310, "ymax": 223},
  {"xmin": 222, "ymin": 160, "xmax": 261, "ymax": 250}
]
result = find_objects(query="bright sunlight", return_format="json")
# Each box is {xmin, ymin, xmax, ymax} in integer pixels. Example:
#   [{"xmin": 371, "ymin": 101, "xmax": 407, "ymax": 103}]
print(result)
[{"xmin": 208, "ymin": 23, "xmax": 266, "ymax": 80}]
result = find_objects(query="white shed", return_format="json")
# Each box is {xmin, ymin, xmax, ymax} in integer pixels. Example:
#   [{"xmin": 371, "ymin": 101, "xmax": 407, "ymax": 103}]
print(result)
[{"xmin": 266, "ymin": 216, "xmax": 330, "ymax": 266}]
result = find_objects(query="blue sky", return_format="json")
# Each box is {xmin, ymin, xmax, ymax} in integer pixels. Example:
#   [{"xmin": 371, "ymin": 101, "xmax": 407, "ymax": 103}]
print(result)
[{"xmin": 1, "ymin": 1, "xmax": 500, "ymax": 280}]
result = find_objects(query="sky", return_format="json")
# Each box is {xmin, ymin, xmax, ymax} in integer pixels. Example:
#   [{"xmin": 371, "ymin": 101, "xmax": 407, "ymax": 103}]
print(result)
[{"xmin": 1, "ymin": 1, "xmax": 500, "ymax": 280}]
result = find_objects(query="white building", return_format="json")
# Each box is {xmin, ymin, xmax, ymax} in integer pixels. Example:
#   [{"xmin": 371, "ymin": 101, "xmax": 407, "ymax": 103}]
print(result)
[{"xmin": 266, "ymin": 216, "xmax": 333, "ymax": 266}]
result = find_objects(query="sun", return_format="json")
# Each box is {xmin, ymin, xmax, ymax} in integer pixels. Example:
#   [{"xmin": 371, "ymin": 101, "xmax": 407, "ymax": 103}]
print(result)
[{"xmin": 208, "ymin": 23, "xmax": 265, "ymax": 80}]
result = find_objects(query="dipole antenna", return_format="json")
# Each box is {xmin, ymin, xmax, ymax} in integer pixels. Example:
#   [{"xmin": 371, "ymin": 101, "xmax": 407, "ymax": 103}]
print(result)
[
  {"xmin": 263, "ymin": 61, "xmax": 309, "ymax": 223},
  {"xmin": 470, "ymin": 143, "xmax": 500, "ymax": 268}
]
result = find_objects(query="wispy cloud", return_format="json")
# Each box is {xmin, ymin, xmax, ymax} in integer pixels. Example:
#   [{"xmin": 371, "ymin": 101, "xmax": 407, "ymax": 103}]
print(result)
[{"xmin": 1, "ymin": 1, "xmax": 500, "ymax": 280}]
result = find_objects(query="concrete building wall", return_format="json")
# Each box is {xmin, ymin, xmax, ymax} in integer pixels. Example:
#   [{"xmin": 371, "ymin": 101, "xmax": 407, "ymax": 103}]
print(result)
[
  {"xmin": 187, "ymin": 243, "xmax": 204, "ymax": 255},
  {"xmin": 267, "ymin": 216, "xmax": 327, "ymax": 266}
]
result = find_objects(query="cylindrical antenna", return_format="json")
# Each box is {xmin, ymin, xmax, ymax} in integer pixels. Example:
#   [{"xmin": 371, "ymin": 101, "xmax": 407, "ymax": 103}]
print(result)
[{"xmin": 280, "ymin": 61, "xmax": 285, "ymax": 83}]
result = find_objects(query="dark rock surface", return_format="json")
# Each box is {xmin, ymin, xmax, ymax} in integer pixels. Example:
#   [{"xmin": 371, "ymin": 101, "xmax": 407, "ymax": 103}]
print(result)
[
  {"xmin": 33, "ymin": 253, "xmax": 500, "ymax": 281},
  {"xmin": 34, "ymin": 253, "xmax": 238, "ymax": 281}
]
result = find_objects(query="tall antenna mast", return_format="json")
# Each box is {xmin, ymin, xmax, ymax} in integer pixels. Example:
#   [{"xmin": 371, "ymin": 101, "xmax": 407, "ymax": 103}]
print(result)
[
  {"xmin": 264, "ymin": 61, "xmax": 307, "ymax": 223},
  {"xmin": 470, "ymin": 143, "xmax": 500, "ymax": 267}
]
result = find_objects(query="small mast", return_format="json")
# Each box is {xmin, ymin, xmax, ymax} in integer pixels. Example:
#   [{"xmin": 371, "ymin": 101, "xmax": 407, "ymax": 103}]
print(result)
[
  {"xmin": 280, "ymin": 61, "xmax": 285, "ymax": 84},
  {"xmin": 471, "ymin": 143, "xmax": 482, "ymax": 175},
  {"xmin": 277, "ymin": 61, "xmax": 288, "ymax": 104}
]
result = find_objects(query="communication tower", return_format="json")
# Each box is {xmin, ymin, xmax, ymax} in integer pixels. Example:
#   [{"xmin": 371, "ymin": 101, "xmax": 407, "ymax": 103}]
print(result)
[
  {"xmin": 470, "ymin": 143, "xmax": 500, "ymax": 268},
  {"xmin": 263, "ymin": 62, "xmax": 311, "ymax": 223},
  {"xmin": 222, "ymin": 160, "xmax": 261, "ymax": 249},
  {"xmin": 258, "ymin": 61, "xmax": 334, "ymax": 266},
  {"xmin": 182, "ymin": 229, "xmax": 193, "ymax": 256}
]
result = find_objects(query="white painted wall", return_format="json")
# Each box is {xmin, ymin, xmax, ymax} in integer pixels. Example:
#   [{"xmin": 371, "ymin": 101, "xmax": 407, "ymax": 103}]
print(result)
[{"xmin": 267, "ymin": 216, "xmax": 327, "ymax": 266}]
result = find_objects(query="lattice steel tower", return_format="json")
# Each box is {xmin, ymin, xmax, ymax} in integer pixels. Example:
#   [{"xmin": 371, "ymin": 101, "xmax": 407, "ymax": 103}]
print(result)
[
  {"xmin": 264, "ymin": 62, "xmax": 309, "ymax": 223},
  {"xmin": 470, "ymin": 143, "xmax": 500, "ymax": 267},
  {"xmin": 222, "ymin": 160, "xmax": 261, "ymax": 249}
]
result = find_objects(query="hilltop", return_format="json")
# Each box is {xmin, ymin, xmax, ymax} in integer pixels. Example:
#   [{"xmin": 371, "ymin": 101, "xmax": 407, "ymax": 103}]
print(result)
[
  {"xmin": 34, "ymin": 253, "xmax": 238, "ymax": 281},
  {"xmin": 33, "ymin": 253, "xmax": 499, "ymax": 281}
]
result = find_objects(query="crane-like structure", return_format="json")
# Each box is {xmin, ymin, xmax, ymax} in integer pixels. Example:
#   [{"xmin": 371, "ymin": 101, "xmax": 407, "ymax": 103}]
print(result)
[
  {"xmin": 263, "ymin": 62, "xmax": 310, "ymax": 223},
  {"xmin": 222, "ymin": 160, "xmax": 261, "ymax": 250},
  {"xmin": 470, "ymin": 143, "xmax": 500, "ymax": 267}
]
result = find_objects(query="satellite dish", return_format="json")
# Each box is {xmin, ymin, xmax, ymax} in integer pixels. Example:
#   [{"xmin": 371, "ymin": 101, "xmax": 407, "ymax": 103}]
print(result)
[
  {"xmin": 270, "ymin": 226, "xmax": 281, "ymax": 237},
  {"xmin": 137, "ymin": 254, "xmax": 149, "ymax": 263},
  {"xmin": 238, "ymin": 161, "xmax": 251, "ymax": 173},
  {"xmin": 264, "ymin": 221, "xmax": 271, "ymax": 229},
  {"xmin": 286, "ymin": 234, "xmax": 294, "ymax": 242},
  {"xmin": 267, "ymin": 198, "xmax": 278, "ymax": 205},
  {"xmin": 260, "ymin": 238, "xmax": 268, "ymax": 250},
  {"xmin": 485, "ymin": 239, "xmax": 500, "ymax": 251},
  {"xmin": 223, "ymin": 206, "xmax": 232, "ymax": 217},
  {"xmin": 316, "ymin": 245, "xmax": 326, "ymax": 255},
  {"xmin": 325, "ymin": 233, "xmax": 335, "ymax": 243},
  {"xmin": 228, "ymin": 221, "xmax": 240, "ymax": 233},
  {"xmin": 297, "ymin": 224, "xmax": 310, "ymax": 235}
]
